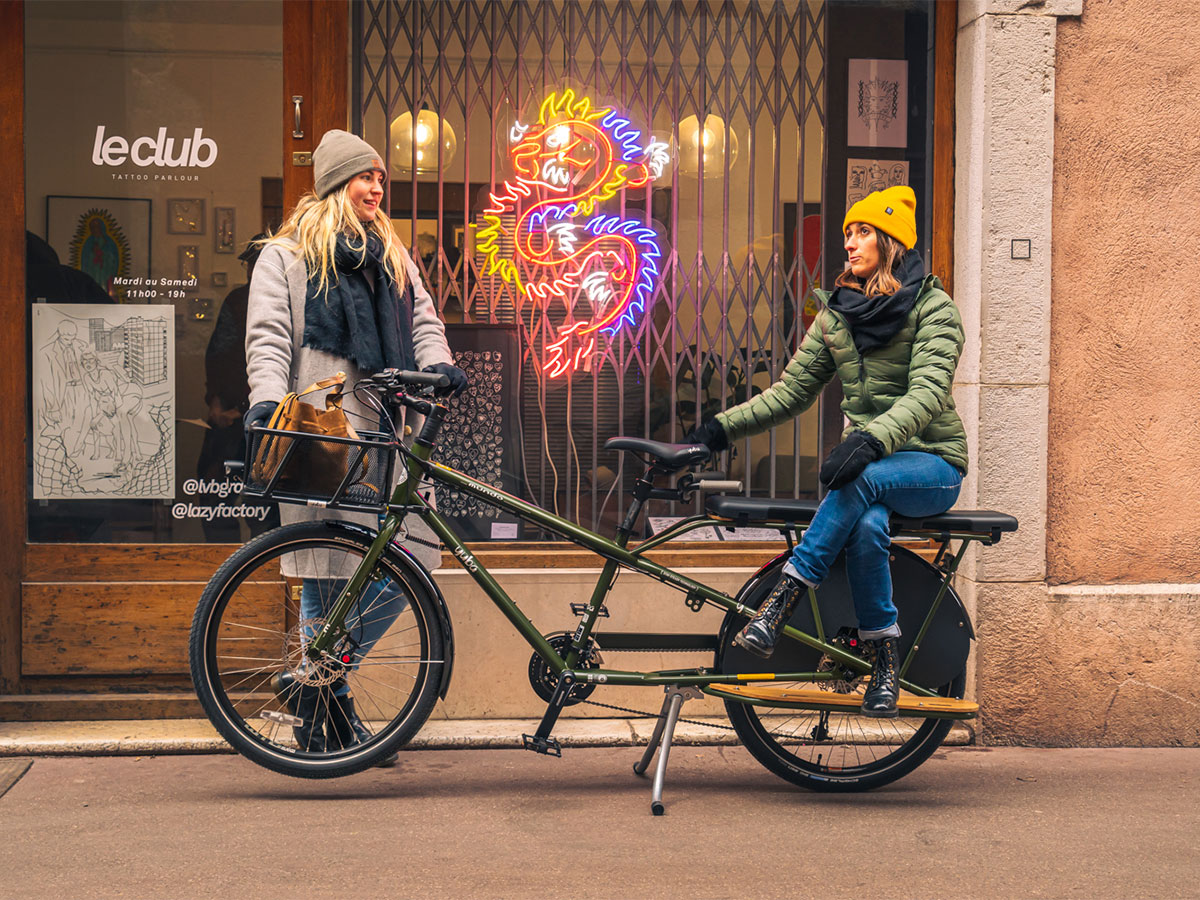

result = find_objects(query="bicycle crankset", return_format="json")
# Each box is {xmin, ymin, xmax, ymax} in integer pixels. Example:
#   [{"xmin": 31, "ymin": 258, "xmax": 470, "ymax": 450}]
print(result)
[
  {"xmin": 816, "ymin": 626, "xmax": 875, "ymax": 693},
  {"xmin": 528, "ymin": 632, "xmax": 603, "ymax": 705}
]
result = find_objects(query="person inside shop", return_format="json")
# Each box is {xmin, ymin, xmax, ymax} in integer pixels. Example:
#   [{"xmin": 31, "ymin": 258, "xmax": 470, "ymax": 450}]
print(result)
[
  {"xmin": 25, "ymin": 231, "xmax": 112, "ymax": 306},
  {"xmin": 195, "ymin": 234, "xmax": 280, "ymax": 542},
  {"xmin": 687, "ymin": 185, "xmax": 967, "ymax": 718},
  {"xmin": 244, "ymin": 129, "xmax": 467, "ymax": 759}
]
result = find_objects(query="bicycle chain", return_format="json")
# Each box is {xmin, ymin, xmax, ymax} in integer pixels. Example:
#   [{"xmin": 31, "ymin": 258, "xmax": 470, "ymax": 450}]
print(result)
[{"xmin": 578, "ymin": 697, "xmax": 738, "ymax": 733}]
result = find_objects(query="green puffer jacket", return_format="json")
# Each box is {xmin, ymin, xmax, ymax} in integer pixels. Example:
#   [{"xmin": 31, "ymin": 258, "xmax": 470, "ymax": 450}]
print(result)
[{"xmin": 715, "ymin": 275, "xmax": 968, "ymax": 474}]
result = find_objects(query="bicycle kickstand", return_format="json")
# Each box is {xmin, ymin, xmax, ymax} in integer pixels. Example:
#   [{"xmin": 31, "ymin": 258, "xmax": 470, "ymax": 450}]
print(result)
[{"xmin": 632, "ymin": 685, "xmax": 704, "ymax": 816}]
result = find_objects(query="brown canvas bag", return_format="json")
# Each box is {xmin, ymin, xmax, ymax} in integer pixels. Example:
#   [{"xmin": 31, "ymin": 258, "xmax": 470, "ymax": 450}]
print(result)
[{"xmin": 250, "ymin": 373, "xmax": 368, "ymax": 495}]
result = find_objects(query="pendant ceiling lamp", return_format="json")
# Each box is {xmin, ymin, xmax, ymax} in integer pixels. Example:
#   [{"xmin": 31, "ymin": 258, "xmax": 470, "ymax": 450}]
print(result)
[
  {"xmin": 389, "ymin": 106, "xmax": 456, "ymax": 175},
  {"xmin": 674, "ymin": 113, "xmax": 738, "ymax": 179}
]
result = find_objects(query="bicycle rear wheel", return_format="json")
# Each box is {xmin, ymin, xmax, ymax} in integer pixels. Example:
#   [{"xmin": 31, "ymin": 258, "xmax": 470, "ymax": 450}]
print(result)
[
  {"xmin": 720, "ymin": 663, "xmax": 963, "ymax": 792},
  {"xmin": 716, "ymin": 557, "xmax": 965, "ymax": 792},
  {"xmin": 189, "ymin": 520, "xmax": 445, "ymax": 778}
]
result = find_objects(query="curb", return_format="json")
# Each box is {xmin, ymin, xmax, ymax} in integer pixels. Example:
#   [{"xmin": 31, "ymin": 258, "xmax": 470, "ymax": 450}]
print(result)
[{"xmin": 0, "ymin": 717, "xmax": 973, "ymax": 757}]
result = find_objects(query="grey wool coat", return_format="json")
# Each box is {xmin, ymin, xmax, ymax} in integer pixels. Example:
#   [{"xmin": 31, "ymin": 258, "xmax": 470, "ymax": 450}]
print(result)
[{"xmin": 245, "ymin": 238, "xmax": 455, "ymax": 571}]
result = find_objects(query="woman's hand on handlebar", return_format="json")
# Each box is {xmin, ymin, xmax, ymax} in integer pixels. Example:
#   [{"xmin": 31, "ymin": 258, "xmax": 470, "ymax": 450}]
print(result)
[
  {"xmin": 422, "ymin": 362, "xmax": 468, "ymax": 397},
  {"xmin": 243, "ymin": 400, "xmax": 277, "ymax": 438},
  {"xmin": 365, "ymin": 368, "xmax": 449, "ymax": 393}
]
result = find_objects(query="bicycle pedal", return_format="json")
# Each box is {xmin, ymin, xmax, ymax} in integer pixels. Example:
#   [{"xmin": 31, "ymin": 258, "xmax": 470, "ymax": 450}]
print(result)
[{"xmin": 521, "ymin": 733, "xmax": 563, "ymax": 757}]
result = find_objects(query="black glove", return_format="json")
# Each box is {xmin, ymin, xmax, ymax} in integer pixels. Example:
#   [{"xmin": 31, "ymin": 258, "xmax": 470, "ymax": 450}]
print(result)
[
  {"xmin": 422, "ymin": 362, "xmax": 468, "ymax": 397},
  {"xmin": 819, "ymin": 430, "xmax": 885, "ymax": 490},
  {"xmin": 243, "ymin": 400, "xmax": 278, "ymax": 438},
  {"xmin": 685, "ymin": 418, "xmax": 729, "ymax": 453}
]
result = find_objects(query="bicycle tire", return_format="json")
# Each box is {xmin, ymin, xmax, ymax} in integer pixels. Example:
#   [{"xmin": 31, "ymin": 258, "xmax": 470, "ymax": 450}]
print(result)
[
  {"xmin": 189, "ymin": 520, "xmax": 445, "ymax": 778},
  {"xmin": 716, "ymin": 557, "xmax": 966, "ymax": 792}
]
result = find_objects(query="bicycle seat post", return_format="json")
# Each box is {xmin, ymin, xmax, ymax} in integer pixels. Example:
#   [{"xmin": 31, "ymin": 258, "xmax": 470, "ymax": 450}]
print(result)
[{"xmin": 615, "ymin": 466, "xmax": 659, "ymax": 548}]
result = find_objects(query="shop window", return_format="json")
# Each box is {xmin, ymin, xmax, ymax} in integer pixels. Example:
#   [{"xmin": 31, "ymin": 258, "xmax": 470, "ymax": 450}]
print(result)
[
  {"xmin": 355, "ymin": 0, "xmax": 829, "ymax": 538},
  {"xmin": 25, "ymin": 0, "xmax": 283, "ymax": 542}
]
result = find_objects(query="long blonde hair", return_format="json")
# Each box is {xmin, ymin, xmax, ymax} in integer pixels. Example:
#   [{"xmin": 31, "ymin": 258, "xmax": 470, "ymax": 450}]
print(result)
[
  {"xmin": 834, "ymin": 227, "xmax": 906, "ymax": 297},
  {"xmin": 262, "ymin": 183, "xmax": 407, "ymax": 297}
]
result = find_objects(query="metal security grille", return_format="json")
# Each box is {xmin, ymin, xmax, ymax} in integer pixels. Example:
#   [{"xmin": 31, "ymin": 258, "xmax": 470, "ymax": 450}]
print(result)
[{"xmin": 353, "ymin": 0, "xmax": 826, "ymax": 536}]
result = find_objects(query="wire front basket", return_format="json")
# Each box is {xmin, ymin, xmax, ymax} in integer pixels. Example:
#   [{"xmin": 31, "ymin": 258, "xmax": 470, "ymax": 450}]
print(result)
[{"xmin": 242, "ymin": 426, "xmax": 397, "ymax": 514}]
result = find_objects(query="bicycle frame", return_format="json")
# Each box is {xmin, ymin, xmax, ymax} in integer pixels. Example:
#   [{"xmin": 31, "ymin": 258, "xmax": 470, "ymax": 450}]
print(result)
[{"xmin": 307, "ymin": 430, "xmax": 983, "ymax": 702}]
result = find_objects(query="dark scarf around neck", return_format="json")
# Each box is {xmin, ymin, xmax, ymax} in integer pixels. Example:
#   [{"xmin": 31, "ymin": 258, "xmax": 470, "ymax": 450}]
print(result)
[
  {"xmin": 302, "ymin": 232, "xmax": 415, "ymax": 374},
  {"xmin": 827, "ymin": 248, "xmax": 927, "ymax": 354}
]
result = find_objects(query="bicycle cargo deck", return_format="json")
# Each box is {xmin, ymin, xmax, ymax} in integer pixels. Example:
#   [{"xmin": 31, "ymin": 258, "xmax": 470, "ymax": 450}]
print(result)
[{"xmin": 706, "ymin": 683, "xmax": 978, "ymax": 719}]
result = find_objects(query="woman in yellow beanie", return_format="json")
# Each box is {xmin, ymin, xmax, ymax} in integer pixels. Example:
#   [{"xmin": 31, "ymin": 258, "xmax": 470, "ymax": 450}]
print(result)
[{"xmin": 688, "ymin": 185, "xmax": 967, "ymax": 717}]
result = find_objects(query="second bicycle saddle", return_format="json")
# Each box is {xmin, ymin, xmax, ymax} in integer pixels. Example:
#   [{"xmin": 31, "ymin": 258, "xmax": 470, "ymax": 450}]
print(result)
[{"xmin": 604, "ymin": 436, "xmax": 711, "ymax": 472}]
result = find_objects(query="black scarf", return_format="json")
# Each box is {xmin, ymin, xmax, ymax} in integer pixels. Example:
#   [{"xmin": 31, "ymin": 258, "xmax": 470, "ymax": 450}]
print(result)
[
  {"xmin": 827, "ymin": 248, "xmax": 927, "ymax": 355},
  {"xmin": 302, "ymin": 232, "xmax": 415, "ymax": 373}
]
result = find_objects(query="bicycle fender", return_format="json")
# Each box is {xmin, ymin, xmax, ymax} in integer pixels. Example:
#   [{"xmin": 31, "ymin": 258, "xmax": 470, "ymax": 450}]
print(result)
[
  {"xmin": 322, "ymin": 520, "xmax": 456, "ymax": 701},
  {"xmin": 719, "ymin": 545, "xmax": 973, "ymax": 690}
]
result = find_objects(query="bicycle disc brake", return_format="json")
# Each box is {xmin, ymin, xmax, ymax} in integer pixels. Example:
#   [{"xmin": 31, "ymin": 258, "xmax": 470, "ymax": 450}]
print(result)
[
  {"xmin": 816, "ymin": 626, "xmax": 874, "ymax": 693},
  {"xmin": 282, "ymin": 618, "xmax": 347, "ymax": 687},
  {"xmin": 528, "ymin": 632, "xmax": 602, "ymax": 706}
]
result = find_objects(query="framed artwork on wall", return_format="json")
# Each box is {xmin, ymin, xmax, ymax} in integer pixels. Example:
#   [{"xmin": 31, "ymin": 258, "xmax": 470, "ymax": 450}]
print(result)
[
  {"xmin": 45, "ymin": 195, "xmax": 152, "ymax": 302},
  {"xmin": 167, "ymin": 198, "xmax": 205, "ymax": 234},
  {"xmin": 178, "ymin": 245, "xmax": 199, "ymax": 283},
  {"xmin": 847, "ymin": 58, "xmax": 908, "ymax": 148},
  {"xmin": 213, "ymin": 207, "xmax": 236, "ymax": 253},
  {"xmin": 845, "ymin": 158, "xmax": 910, "ymax": 209}
]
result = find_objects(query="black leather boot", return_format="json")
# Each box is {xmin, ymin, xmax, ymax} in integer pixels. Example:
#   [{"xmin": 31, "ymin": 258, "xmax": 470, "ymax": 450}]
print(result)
[
  {"xmin": 734, "ymin": 573, "xmax": 807, "ymax": 658},
  {"xmin": 326, "ymin": 682, "xmax": 398, "ymax": 767},
  {"xmin": 861, "ymin": 636, "xmax": 901, "ymax": 718},
  {"xmin": 271, "ymin": 671, "xmax": 328, "ymax": 752}
]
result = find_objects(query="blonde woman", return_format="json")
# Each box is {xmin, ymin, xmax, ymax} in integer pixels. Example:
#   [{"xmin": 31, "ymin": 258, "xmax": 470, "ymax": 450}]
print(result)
[
  {"xmin": 688, "ymin": 186, "xmax": 967, "ymax": 718},
  {"xmin": 244, "ymin": 129, "xmax": 466, "ymax": 755}
]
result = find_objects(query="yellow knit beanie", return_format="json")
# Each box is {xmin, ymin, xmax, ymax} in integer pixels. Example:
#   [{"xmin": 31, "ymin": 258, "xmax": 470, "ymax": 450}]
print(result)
[{"xmin": 842, "ymin": 185, "xmax": 918, "ymax": 250}]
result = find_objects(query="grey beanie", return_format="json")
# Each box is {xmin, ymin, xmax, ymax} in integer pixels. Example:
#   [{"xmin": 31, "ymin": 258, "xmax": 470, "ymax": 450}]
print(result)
[{"xmin": 313, "ymin": 129, "xmax": 385, "ymax": 199}]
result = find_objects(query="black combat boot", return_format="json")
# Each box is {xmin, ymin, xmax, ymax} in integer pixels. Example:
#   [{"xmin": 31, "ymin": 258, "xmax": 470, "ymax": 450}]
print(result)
[
  {"xmin": 271, "ymin": 670, "xmax": 328, "ymax": 752},
  {"xmin": 861, "ymin": 635, "xmax": 901, "ymax": 718},
  {"xmin": 326, "ymin": 682, "xmax": 398, "ymax": 767},
  {"xmin": 733, "ymin": 573, "xmax": 807, "ymax": 658}
]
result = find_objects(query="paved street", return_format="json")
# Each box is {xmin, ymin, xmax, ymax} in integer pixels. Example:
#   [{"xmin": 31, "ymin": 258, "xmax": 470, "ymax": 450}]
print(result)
[{"xmin": 1, "ymin": 746, "xmax": 1197, "ymax": 899}]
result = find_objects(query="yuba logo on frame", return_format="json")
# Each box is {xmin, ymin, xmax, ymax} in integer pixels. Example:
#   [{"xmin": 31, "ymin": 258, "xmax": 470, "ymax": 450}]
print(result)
[{"xmin": 91, "ymin": 126, "xmax": 219, "ymax": 168}]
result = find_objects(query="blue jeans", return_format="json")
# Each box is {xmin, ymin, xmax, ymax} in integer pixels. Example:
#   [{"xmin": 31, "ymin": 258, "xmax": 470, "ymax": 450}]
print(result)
[
  {"xmin": 784, "ymin": 451, "xmax": 962, "ymax": 639},
  {"xmin": 300, "ymin": 578, "xmax": 410, "ymax": 697}
]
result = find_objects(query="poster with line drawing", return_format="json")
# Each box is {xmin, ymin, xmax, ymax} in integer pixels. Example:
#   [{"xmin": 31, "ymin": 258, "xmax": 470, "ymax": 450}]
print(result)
[
  {"xmin": 846, "ymin": 159, "xmax": 910, "ymax": 210},
  {"xmin": 32, "ymin": 304, "xmax": 174, "ymax": 500},
  {"xmin": 847, "ymin": 59, "xmax": 907, "ymax": 148}
]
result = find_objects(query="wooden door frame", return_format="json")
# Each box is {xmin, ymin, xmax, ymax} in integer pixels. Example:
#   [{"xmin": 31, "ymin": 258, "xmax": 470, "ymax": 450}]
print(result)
[
  {"xmin": 1, "ymin": 0, "xmax": 27, "ymax": 695},
  {"xmin": 931, "ymin": 0, "xmax": 957, "ymax": 294},
  {"xmin": 283, "ymin": 1, "xmax": 349, "ymax": 210}
]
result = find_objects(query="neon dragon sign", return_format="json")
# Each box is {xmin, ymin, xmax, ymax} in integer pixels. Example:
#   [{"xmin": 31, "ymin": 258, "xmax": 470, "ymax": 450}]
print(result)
[{"xmin": 477, "ymin": 91, "xmax": 668, "ymax": 377}]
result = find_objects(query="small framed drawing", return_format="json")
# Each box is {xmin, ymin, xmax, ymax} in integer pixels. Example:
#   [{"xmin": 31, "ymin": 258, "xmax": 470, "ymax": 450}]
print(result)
[
  {"xmin": 167, "ymin": 198, "xmax": 205, "ymax": 234},
  {"xmin": 214, "ymin": 206, "xmax": 236, "ymax": 253},
  {"xmin": 211, "ymin": 272, "xmax": 227, "ymax": 287},
  {"xmin": 179, "ymin": 245, "xmax": 199, "ymax": 284}
]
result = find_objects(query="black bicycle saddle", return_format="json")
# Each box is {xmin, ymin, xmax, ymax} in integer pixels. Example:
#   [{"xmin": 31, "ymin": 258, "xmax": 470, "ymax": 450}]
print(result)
[{"xmin": 604, "ymin": 436, "xmax": 711, "ymax": 471}]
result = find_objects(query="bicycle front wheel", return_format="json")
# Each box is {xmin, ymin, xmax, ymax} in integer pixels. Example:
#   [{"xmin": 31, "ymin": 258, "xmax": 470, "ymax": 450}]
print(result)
[{"xmin": 189, "ymin": 520, "xmax": 445, "ymax": 778}]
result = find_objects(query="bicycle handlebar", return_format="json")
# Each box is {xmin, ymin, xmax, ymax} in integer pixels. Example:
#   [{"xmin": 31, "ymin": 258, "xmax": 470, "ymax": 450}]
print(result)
[{"xmin": 367, "ymin": 368, "xmax": 451, "ymax": 391}]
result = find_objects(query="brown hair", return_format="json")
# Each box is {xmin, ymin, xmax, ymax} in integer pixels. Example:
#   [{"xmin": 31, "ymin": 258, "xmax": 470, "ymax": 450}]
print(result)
[{"xmin": 834, "ymin": 226, "xmax": 906, "ymax": 297}]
